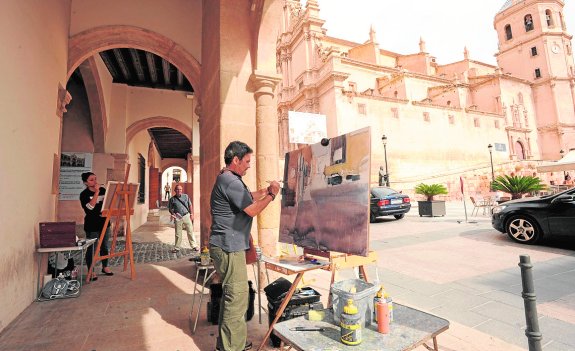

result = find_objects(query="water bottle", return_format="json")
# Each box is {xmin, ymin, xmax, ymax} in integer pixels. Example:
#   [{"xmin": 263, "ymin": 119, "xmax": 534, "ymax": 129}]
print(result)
[{"xmin": 340, "ymin": 299, "xmax": 362, "ymax": 346}]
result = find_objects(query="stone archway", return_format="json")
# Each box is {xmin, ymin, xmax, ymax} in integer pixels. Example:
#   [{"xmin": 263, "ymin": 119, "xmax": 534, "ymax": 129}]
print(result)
[
  {"xmin": 125, "ymin": 116, "xmax": 192, "ymax": 151},
  {"xmin": 67, "ymin": 25, "xmax": 201, "ymax": 91}
]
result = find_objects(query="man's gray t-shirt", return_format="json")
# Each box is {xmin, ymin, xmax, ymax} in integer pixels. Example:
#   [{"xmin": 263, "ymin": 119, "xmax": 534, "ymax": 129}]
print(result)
[{"xmin": 209, "ymin": 171, "xmax": 253, "ymax": 252}]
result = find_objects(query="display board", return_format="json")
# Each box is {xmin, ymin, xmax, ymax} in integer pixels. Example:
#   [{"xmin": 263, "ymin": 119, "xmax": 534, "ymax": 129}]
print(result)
[
  {"xmin": 59, "ymin": 152, "xmax": 93, "ymax": 200},
  {"xmin": 279, "ymin": 127, "xmax": 371, "ymax": 256}
]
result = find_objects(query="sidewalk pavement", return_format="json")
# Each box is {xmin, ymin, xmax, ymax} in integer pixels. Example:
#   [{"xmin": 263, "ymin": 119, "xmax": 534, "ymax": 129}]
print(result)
[{"xmin": 0, "ymin": 204, "xmax": 572, "ymax": 350}]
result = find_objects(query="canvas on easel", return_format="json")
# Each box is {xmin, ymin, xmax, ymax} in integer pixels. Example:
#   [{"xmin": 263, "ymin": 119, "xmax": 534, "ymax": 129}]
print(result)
[
  {"xmin": 279, "ymin": 127, "xmax": 371, "ymax": 256},
  {"xmin": 86, "ymin": 165, "xmax": 139, "ymax": 283}
]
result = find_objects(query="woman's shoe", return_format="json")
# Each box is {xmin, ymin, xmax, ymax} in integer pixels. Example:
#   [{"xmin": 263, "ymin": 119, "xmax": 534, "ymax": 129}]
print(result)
[
  {"xmin": 101, "ymin": 269, "xmax": 114, "ymax": 276},
  {"xmin": 89, "ymin": 274, "xmax": 98, "ymax": 281}
]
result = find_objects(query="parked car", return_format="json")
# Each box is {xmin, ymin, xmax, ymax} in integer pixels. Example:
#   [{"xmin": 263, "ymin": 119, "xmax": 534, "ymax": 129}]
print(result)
[
  {"xmin": 370, "ymin": 187, "xmax": 411, "ymax": 222},
  {"xmin": 491, "ymin": 188, "xmax": 575, "ymax": 244}
]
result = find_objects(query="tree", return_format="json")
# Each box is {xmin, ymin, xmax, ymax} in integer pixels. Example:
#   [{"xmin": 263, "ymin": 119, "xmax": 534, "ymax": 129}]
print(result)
[
  {"xmin": 414, "ymin": 183, "xmax": 448, "ymax": 201},
  {"xmin": 491, "ymin": 175, "xmax": 545, "ymax": 199}
]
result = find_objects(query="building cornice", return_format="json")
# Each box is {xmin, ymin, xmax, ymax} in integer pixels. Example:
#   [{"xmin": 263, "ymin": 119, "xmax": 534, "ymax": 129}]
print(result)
[{"xmin": 496, "ymin": 32, "xmax": 573, "ymax": 57}]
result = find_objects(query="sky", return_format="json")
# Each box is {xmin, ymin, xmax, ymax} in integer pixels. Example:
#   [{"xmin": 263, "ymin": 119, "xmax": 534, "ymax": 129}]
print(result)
[{"xmin": 316, "ymin": 0, "xmax": 575, "ymax": 65}]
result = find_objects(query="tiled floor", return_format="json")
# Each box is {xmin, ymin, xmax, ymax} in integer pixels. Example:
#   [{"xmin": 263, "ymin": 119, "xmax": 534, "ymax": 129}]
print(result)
[{"xmin": 0, "ymin": 208, "xmax": 531, "ymax": 351}]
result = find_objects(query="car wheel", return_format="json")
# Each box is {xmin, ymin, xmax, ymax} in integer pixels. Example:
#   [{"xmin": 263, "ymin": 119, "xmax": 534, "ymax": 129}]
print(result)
[
  {"xmin": 393, "ymin": 214, "xmax": 405, "ymax": 220},
  {"xmin": 369, "ymin": 212, "xmax": 376, "ymax": 223},
  {"xmin": 505, "ymin": 215, "xmax": 541, "ymax": 244}
]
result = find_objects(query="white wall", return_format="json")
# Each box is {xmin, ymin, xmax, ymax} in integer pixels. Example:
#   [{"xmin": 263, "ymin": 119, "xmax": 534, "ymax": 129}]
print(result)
[{"xmin": 0, "ymin": 0, "xmax": 71, "ymax": 333}]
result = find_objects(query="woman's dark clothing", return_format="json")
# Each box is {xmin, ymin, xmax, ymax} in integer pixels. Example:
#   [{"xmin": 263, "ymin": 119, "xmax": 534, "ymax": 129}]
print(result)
[{"xmin": 80, "ymin": 187, "xmax": 109, "ymax": 268}]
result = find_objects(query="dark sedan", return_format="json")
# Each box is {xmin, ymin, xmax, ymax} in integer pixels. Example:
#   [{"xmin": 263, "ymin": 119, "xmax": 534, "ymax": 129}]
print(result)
[
  {"xmin": 492, "ymin": 188, "xmax": 575, "ymax": 244},
  {"xmin": 370, "ymin": 187, "xmax": 411, "ymax": 222}
]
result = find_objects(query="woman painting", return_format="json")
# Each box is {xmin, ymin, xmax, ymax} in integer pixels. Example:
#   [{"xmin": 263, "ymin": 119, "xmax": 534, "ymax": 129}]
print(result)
[{"xmin": 80, "ymin": 172, "xmax": 114, "ymax": 281}]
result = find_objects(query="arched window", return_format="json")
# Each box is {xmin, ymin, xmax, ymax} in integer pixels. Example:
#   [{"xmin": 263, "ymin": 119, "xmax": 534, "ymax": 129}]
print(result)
[
  {"xmin": 524, "ymin": 14, "xmax": 534, "ymax": 32},
  {"xmin": 518, "ymin": 93, "xmax": 523, "ymax": 105},
  {"xmin": 545, "ymin": 9, "xmax": 554, "ymax": 27},
  {"xmin": 515, "ymin": 141, "xmax": 526, "ymax": 160},
  {"xmin": 393, "ymin": 90, "xmax": 398, "ymax": 98},
  {"xmin": 505, "ymin": 24, "xmax": 513, "ymax": 40}
]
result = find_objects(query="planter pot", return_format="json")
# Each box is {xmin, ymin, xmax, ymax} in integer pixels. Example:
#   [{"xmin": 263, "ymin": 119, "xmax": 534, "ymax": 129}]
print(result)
[{"xmin": 417, "ymin": 201, "xmax": 446, "ymax": 217}]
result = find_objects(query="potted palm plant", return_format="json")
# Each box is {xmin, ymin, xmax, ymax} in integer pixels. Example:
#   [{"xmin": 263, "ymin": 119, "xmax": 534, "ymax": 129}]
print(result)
[
  {"xmin": 491, "ymin": 175, "xmax": 545, "ymax": 199},
  {"xmin": 415, "ymin": 183, "xmax": 448, "ymax": 217}
]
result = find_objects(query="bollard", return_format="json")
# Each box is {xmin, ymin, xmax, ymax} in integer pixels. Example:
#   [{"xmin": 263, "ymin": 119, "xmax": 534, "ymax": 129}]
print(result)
[{"xmin": 518, "ymin": 255, "xmax": 542, "ymax": 351}]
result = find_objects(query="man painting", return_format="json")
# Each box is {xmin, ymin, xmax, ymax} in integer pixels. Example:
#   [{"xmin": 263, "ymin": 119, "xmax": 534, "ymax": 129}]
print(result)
[{"xmin": 209, "ymin": 141, "xmax": 280, "ymax": 351}]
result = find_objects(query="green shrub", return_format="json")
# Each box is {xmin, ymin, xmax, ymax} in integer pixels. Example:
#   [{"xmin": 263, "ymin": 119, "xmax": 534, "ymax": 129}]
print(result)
[
  {"xmin": 491, "ymin": 175, "xmax": 545, "ymax": 199},
  {"xmin": 414, "ymin": 183, "xmax": 448, "ymax": 201}
]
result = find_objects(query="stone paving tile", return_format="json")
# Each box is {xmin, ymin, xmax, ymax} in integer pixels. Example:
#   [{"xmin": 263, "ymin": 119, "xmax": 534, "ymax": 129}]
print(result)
[
  {"xmin": 428, "ymin": 304, "xmax": 490, "ymax": 328},
  {"xmin": 473, "ymin": 319, "xmax": 528, "ymax": 349},
  {"xmin": 501, "ymin": 276, "xmax": 575, "ymax": 303},
  {"xmin": 538, "ymin": 316, "xmax": 575, "ymax": 349},
  {"xmin": 477, "ymin": 289, "xmax": 524, "ymax": 309},
  {"xmin": 542, "ymin": 340, "xmax": 575, "ymax": 351},
  {"xmin": 431, "ymin": 287, "xmax": 493, "ymax": 310},
  {"xmin": 471, "ymin": 301, "xmax": 526, "ymax": 327}
]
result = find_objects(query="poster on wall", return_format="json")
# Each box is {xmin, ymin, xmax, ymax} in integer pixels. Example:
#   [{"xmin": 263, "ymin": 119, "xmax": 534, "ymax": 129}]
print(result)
[
  {"xmin": 288, "ymin": 111, "xmax": 327, "ymax": 144},
  {"xmin": 59, "ymin": 152, "xmax": 93, "ymax": 200},
  {"xmin": 279, "ymin": 127, "xmax": 371, "ymax": 256}
]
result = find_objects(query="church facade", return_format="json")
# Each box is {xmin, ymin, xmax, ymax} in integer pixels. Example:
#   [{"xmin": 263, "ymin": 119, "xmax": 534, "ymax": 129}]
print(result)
[{"xmin": 277, "ymin": 0, "xmax": 575, "ymax": 196}]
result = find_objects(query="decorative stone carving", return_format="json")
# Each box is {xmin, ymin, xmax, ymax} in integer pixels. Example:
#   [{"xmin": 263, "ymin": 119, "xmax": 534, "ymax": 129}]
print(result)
[{"xmin": 56, "ymin": 84, "xmax": 72, "ymax": 119}]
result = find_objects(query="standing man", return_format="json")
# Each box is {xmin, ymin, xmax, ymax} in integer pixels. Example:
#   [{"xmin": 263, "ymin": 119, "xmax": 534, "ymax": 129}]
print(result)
[
  {"xmin": 210, "ymin": 141, "xmax": 280, "ymax": 351},
  {"xmin": 168, "ymin": 184, "xmax": 198, "ymax": 253},
  {"xmin": 164, "ymin": 183, "xmax": 171, "ymax": 200}
]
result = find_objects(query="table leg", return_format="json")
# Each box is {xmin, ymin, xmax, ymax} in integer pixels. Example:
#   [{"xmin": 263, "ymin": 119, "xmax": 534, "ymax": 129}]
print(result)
[
  {"xmin": 193, "ymin": 268, "xmax": 215, "ymax": 334},
  {"xmin": 191, "ymin": 266, "xmax": 205, "ymax": 333},
  {"xmin": 36, "ymin": 253, "xmax": 42, "ymax": 300},
  {"xmin": 257, "ymin": 272, "xmax": 304, "ymax": 351},
  {"xmin": 433, "ymin": 336, "xmax": 439, "ymax": 351},
  {"xmin": 257, "ymin": 260, "xmax": 262, "ymax": 324}
]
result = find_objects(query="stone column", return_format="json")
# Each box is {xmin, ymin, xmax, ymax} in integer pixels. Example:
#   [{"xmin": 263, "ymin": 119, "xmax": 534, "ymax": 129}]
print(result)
[
  {"xmin": 108, "ymin": 153, "xmax": 129, "ymax": 181},
  {"xmin": 249, "ymin": 71, "xmax": 282, "ymax": 257}
]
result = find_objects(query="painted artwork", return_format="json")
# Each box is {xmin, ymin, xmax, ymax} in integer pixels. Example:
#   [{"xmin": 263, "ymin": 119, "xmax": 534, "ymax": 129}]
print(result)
[
  {"xmin": 279, "ymin": 127, "xmax": 371, "ymax": 256},
  {"xmin": 101, "ymin": 181, "xmax": 140, "ymax": 211}
]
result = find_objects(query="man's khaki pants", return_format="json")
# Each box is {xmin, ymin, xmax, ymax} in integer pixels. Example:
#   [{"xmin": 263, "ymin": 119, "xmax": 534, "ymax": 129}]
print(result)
[
  {"xmin": 210, "ymin": 246, "xmax": 248, "ymax": 351},
  {"xmin": 175, "ymin": 213, "xmax": 197, "ymax": 249}
]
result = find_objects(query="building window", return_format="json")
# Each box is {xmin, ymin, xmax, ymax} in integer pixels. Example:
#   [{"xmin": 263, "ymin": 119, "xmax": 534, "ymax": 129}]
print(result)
[
  {"xmin": 505, "ymin": 24, "xmax": 513, "ymax": 40},
  {"xmin": 530, "ymin": 47, "xmax": 538, "ymax": 56},
  {"xmin": 567, "ymin": 45, "xmax": 572, "ymax": 56},
  {"xmin": 393, "ymin": 90, "xmax": 398, "ymax": 98},
  {"xmin": 448, "ymin": 115, "xmax": 455, "ymax": 125},
  {"xmin": 545, "ymin": 9, "xmax": 554, "ymax": 27},
  {"xmin": 391, "ymin": 107, "xmax": 399, "ymax": 118},
  {"xmin": 524, "ymin": 14, "xmax": 534, "ymax": 32},
  {"xmin": 534, "ymin": 68, "xmax": 541, "ymax": 78},
  {"xmin": 518, "ymin": 92, "xmax": 524, "ymax": 105},
  {"xmin": 298, "ymin": 81, "xmax": 303, "ymax": 90},
  {"xmin": 138, "ymin": 154, "xmax": 145, "ymax": 204},
  {"xmin": 474, "ymin": 118, "xmax": 480, "ymax": 128},
  {"xmin": 358, "ymin": 103, "xmax": 366, "ymax": 115},
  {"xmin": 495, "ymin": 120, "xmax": 500, "ymax": 129},
  {"xmin": 349, "ymin": 82, "xmax": 357, "ymax": 92},
  {"xmin": 423, "ymin": 112, "xmax": 430, "ymax": 122},
  {"xmin": 523, "ymin": 14, "xmax": 533, "ymax": 32}
]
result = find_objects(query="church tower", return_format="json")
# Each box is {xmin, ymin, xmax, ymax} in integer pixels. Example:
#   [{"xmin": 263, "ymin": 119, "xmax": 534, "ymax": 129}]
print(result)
[{"xmin": 494, "ymin": 0, "xmax": 575, "ymax": 160}]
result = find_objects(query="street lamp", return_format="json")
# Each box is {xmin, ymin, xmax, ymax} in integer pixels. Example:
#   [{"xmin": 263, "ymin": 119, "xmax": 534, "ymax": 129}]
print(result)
[
  {"xmin": 560, "ymin": 149, "xmax": 566, "ymax": 177},
  {"xmin": 382, "ymin": 135, "xmax": 389, "ymax": 187},
  {"xmin": 488, "ymin": 144, "xmax": 495, "ymax": 190}
]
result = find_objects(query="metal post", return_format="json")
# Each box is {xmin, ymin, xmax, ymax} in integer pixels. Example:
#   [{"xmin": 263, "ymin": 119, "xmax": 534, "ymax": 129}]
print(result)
[
  {"xmin": 488, "ymin": 144, "xmax": 495, "ymax": 190},
  {"xmin": 519, "ymin": 255, "xmax": 543, "ymax": 351},
  {"xmin": 382, "ymin": 135, "xmax": 389, "ymax": 187}
]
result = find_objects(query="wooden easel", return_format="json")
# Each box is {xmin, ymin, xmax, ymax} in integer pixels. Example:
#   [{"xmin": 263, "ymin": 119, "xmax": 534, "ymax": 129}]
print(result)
[
  {"xmin": 303, "ymin": 248, "xmax": 378, "ymax": 305},
  {"xmin": 85, "ymin": 165, "xmax": 136, "ymax": 283},
  {"xmin": 257, "ymin": 249, "xmax": 378, "ymax": 350}
]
